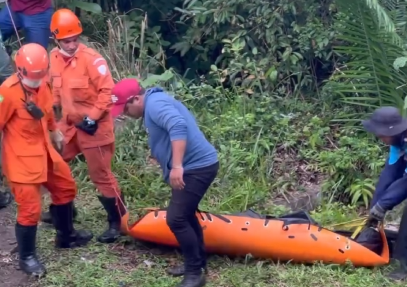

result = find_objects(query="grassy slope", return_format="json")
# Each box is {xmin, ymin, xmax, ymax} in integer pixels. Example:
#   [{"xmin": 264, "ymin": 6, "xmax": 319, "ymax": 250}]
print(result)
[
  {"xmin": 33, "ymin": 191, "xmax": 402, "ymax": 287},
  {"xmin": 29, "ymin": 91, "xmax": 400, "ymax": 287}
]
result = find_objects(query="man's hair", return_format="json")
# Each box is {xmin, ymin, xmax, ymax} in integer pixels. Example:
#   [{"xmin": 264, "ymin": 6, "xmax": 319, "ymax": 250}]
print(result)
[{"xmin": 127, "ymin": 88, "xmax": 146, "ymax": 104}]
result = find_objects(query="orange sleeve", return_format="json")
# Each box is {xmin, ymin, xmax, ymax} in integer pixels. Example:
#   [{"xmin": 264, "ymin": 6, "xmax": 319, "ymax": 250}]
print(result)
[
  {"xmin": 47, "ymin": 105, "xmax": 57, "ymax": 131},
  {"xmin": 86, "ymin": 54, "xmax": 114, "ymax": 120},
  {"xmin": 52, "ymin": 79, "xmax": 61, "ymax": 106},
  {"xmin": 48, "ymin": 116, "xmax": 57, "ymax": 131},
  {"xmin": 53, "ymin": 87, "xmax": 61, "ymax": 106},
  {"xmin": 45, "ymin": 82, "xmax": 57, "ymax": 131},
  {"xmin": 0, "ymin": 89, "xmax": 15, "ymax": 130}
]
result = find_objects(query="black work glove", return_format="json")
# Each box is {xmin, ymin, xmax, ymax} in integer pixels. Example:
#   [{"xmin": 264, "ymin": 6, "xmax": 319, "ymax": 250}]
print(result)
[
  {"xmin": 367, "ymin": 203, "xmax": 386, "ymax": 227},
  {"xmin": 75, "ymin": 117, "xmax": 98, "ymax": 135}
]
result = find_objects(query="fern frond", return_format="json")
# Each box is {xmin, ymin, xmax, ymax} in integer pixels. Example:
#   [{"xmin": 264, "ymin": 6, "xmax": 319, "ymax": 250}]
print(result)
[{"xmin": 327, "ymin": 0, "xmax": 407, "ymax": 117}]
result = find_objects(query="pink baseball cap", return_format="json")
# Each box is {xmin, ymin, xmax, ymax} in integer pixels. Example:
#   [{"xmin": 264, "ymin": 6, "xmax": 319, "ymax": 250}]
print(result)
[{"xmin": 111, "ymin": 78, "xmax": 142, "ymax": 118}]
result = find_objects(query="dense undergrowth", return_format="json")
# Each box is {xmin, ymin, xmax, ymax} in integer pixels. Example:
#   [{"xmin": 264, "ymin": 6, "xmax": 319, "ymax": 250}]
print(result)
[
  {"xmin": 69, "ymin": 75, "xmax": 385, "ymax": 224},
  {"xmin": 60, "ymin": 6, "xmax": 392, "ymax": 223},
  {"xmin": 1, "ymin": 0, "xmax": 398, "ymax": 223}
]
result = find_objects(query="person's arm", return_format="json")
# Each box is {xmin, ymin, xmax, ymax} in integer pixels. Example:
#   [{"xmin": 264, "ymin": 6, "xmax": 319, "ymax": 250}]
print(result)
[
  {"xmin": 148, "ymin": 98, "xmax": 187, "ymax": 167},
  {"xmin": 44, "ymin": 82, "xmax": 58, "ymax": 131},
  {"xmin": 376, "ymin": 175, "xmax": 407, "ymax": 211},
  {"xmin": 86, "ymin": 54, "xmax": 115, "ymax": 120}
]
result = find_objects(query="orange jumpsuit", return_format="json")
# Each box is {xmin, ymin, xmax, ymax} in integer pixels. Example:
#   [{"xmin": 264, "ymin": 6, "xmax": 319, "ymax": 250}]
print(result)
[
  {"xmin": 0, "ymin": 75, "xmax": 77, "ymax": 226},
  {"xmin": 49, "ymin": 44, "xmax": 121, "ymax": 198}
]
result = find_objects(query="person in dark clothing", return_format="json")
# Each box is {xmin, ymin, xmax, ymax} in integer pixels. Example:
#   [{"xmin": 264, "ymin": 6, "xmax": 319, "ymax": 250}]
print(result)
[
  {"xmin": 0, "ymin": 28, "xmax": 14, "ymax": 209},
  {"xmin": 0, "ymin": 0, "xmax": 53, "ymax": 50},
  {"xmin": 362, "ymin": 106, "xmax": 407, "ymax": 280},
  {"xmin": 111, "ymin": 78, "xmax": 219, "ymax": 287},
  {"xmin": 0, "ymin": 29, "xmax": 13, "ymax": 83}
]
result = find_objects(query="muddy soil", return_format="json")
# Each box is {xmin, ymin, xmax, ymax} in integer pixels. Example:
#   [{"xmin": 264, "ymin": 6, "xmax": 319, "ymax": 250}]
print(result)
[{"xmin": 0, "ymin": 205, "xmax": 31, "ymax": 287}]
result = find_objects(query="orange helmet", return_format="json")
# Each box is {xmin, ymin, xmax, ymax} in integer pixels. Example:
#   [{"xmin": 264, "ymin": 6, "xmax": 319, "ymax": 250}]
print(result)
[
  {"xmin": 50, "ymin": 9, "xmax": 82, "ymax": 40},
  {"xmin": 15, "ymin": 43, "xmax": 49, "ymax": 80}
]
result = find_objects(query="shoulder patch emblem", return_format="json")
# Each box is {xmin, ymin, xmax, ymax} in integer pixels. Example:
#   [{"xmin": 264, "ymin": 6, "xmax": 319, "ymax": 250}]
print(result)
[{"xmin": 97, "ymin": 65, "xmax": 107, "ymax": 75}]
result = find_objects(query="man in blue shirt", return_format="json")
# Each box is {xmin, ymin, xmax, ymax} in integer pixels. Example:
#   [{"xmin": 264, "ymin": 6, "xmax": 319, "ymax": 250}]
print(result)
[
  {"xmin": 111, "ymin": 78, "xmax": 219, "ymax": 287},
  {"xmin": 362, "ymin": 106, "xmax": 407, "ymax": 280}
]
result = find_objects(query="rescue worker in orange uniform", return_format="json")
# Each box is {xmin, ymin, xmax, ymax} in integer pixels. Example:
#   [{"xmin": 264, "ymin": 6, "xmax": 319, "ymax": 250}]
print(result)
[
  {"xmin": 0, "ymin": 43, "xmax": 93, "ymax": 277},
  {"xmin": 47, "ymin": 8, "xmax": 126, "ymax": 244}
]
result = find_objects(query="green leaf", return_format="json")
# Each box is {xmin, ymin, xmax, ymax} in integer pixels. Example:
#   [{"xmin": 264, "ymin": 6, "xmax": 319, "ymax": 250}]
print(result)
[
  {"xmin": 394, "ymin": 56, "xmax": 407, "ymax": 71},
  {"xmin": 71, "ymin": 1, "xmax": 102, "ymax": 13},
  {"xmin": 210, "ymin": 65, "xmax": 218, "ymax": 72},
  {"xmin": 327, "ymin": 0, "xmax": 407, "ymax": 116},
  {"xmin": 265, "ymin": 66, "xmax": 278, "ymax": 82}
]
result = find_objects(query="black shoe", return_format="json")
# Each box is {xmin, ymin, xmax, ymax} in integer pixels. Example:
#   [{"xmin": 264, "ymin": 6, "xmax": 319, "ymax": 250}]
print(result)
[
  {"xmin": 167, "ymin": 265, "xmax": 208, "ymax": 277},
  {"xmin": 42, "ymin": 202, "xmax": 78, "ymax": 224},
  {"xmin": 389, "ymin": 204, "xmax": 407, "ymax": 281},
  {"xmin": 0, "ymin": 190, "xmax": 12, "ymax": 208},
  {"xmin": 96, "ymin": 195, "xmax": 126, "ymax": 244},
  {"xmin": 388, "ymin": 265, "xmax": 407, "ymax": 281},
  {"xmin": 50, "ymin": 201, "xmax": 93, "ymax": 248},
  {"xmin": 15, "ymin": 223, "xmax": 46, "ymax": 277},
  {"xmin": 175, "ymin": 274, "xmax": 206, "ymax": 287}
]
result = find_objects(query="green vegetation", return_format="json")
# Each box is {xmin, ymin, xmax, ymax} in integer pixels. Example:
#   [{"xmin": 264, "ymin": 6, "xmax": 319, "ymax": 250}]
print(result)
[{"xmin": 6, "ymin": 0, "xmax": 407, "ymax": 286}]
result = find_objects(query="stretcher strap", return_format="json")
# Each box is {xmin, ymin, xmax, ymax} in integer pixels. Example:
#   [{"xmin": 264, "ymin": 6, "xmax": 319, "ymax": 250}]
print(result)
[
  {"xmin": 350, "ymin": 219, "xmax": 367, "ymax": 239},
  {"xmin": 328, "ymin": 217, "xmax": 368, "ymax": 229}
]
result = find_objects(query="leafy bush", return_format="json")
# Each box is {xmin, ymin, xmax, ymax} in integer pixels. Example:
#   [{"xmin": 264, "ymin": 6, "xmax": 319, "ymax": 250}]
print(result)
[{"xmin": 69, "ymin": 71, "xmax": 385, "ymax": 216}]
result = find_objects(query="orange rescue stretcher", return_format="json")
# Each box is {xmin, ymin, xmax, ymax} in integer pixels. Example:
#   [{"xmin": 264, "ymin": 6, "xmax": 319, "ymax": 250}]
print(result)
[{"xmin": 120, "ymin": 208, "xmax": 392, "ymax": 267}]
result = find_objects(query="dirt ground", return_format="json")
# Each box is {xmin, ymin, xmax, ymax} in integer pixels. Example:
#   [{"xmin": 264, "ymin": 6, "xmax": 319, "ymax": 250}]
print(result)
[{"xmin": 0, "ymin": 205, "xmax": 31, "ymax": 287}]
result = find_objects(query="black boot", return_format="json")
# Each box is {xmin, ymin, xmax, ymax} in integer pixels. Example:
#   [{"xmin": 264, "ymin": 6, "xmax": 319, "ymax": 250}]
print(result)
[
  {"xmin": 175, "ymin": 273, "xmax": 206, "ymax": 287},
  {"xmin": 167, "ymin": 265, "xmax": 208, "ymax": 277},
  {"xmin": 50, "ymin": 201, "xmax": 93, "ymax": 248},
  {"xmin": 15, "ymin": 223, "xmax": 46, "ymax": 277},
  {"xmin": 97, "ymin": 195, "xmax": 126, "ymax": 244},
  {"xmin": 0, "ymin": 190, "xmax": 12, "ymax": 208},
  {"xmin": 167, "ymin": 225, "xmax": 207, "ymax": 277},
  {"xmin": 41, "ymin": 202, "xmax": 78, "ymax": 224},
  {"xmin": 388, "ymin": 204, "xmax": 407, "ymax": 281}
]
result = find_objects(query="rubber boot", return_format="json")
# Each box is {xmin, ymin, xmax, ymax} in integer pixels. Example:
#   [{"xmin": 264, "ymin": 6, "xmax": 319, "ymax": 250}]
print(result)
[
  {"xmin": 388, "ymin": 204, "xmax": 407, "ymax": 281},
  {"xmin": 41, "ymin": 202, "xmax": 78, "ymax": 224},
  {"xmin": 175, "ymin": 273, "xmax": 206, "ymax": 287},
  {"xmin": 50, "ymin": 201, "xmax": 93, "ymax": 248},
  {"xmin": 167, "ymin": 265, "xmax": 208, "ymax": 277},
  {"xmin": 0, "ymin": 190, "xmax": 12, "ymax": 208},
  {"xmin": 97, "ymin": 195, "xmax": 126, "ymax": 244},
  {"xmin": 167, "ymin": 239, "xmax": 208, "ymax": 277},
  {"xmin": 15, "ymin": 223, "xmax": 46, "ymax": 277}
]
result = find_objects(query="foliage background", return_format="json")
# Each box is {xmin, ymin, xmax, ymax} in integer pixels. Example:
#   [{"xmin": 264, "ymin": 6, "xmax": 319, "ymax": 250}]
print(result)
[
  {"xmin": 52, "ymin": 0, "xmax": 407, "ymax": 216},
  {"xmin": 2, "ymin": 0, "xmax": 407, "ymax": 286},
  {"xmin": 3, "ymin": 0, "xmax": 406, "ymax": 218}
]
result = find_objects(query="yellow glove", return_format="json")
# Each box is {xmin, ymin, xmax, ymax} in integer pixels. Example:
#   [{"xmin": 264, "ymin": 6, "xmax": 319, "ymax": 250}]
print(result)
[{"xmin": 50, "ymin": 129, "xmax": 64, "ymax": 154}]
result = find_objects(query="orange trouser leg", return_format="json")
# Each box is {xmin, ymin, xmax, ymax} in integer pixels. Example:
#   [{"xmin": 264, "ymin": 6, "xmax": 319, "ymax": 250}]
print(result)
[
  {"xmin": 42, "ymin": 156, "xmax": 77, "ymax": 205},
  {"xmin": 82, "ymin": 143, "xmax": 121, "ymax": 198},
  {"xmin": 61, "ymin": 135, "xmax": 81, "ymax": 162},
  {"xmin": 10, "ymin": 183, "xmax": 42, "ymax": 226}
]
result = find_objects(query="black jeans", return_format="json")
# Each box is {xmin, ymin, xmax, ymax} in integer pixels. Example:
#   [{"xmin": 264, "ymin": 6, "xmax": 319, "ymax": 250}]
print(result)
[{"xmin": 166, "ymin": 162, "xmax": 219, "ymax": 275}]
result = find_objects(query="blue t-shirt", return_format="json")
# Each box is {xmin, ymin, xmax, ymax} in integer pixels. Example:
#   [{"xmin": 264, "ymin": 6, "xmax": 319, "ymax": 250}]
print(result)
[
  {"xmin": 143, "ymin": 87, "xmax": 218, "ymax": 182},
  {"xmin": 389, "ymin": 145, "xmax": 407, "ymax": 172}
]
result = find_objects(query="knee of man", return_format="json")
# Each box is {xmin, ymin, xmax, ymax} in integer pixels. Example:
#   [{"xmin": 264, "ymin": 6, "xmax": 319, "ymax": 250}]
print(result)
[
  {"xmin": 166, "ymin": 210, "xmax": 186, "ymax": 229},
  {"xmin": 17, "ymin": 204, "xmax": 42, "ymax": 225}
]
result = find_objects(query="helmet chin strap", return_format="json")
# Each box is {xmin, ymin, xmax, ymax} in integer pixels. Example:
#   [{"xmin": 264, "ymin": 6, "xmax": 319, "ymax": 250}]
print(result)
[
  {"xmin": 55, "ymin": 41, "xmax": 78, "ymax": 57},
  {"xmin": 58, "ymin": 48, "xmax": 77, "ymax": 57}
]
